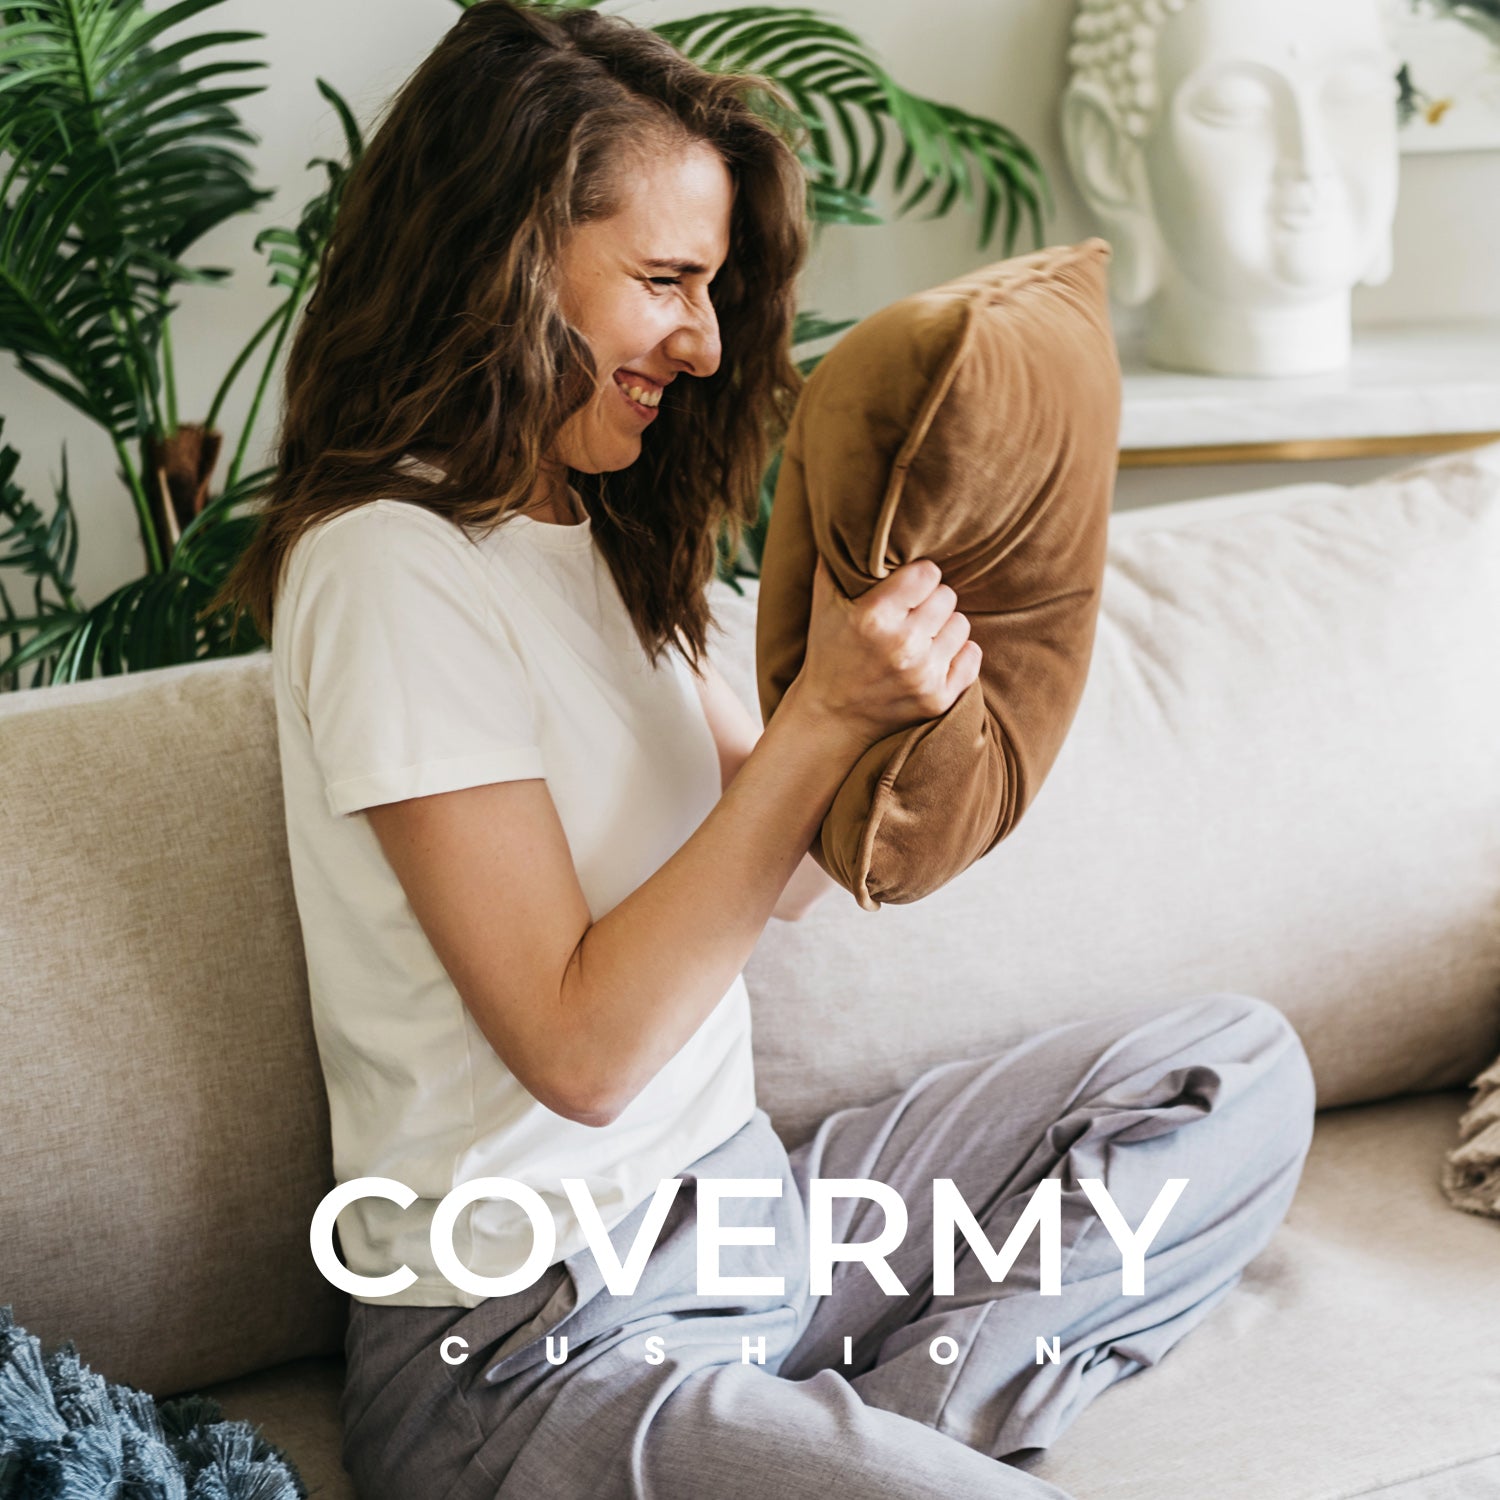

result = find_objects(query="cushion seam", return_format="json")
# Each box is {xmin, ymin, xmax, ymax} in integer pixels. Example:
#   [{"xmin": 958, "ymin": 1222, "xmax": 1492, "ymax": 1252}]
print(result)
[{"xmin": 867, "ymin": 299, "xmax": 981, "ymax": 580}]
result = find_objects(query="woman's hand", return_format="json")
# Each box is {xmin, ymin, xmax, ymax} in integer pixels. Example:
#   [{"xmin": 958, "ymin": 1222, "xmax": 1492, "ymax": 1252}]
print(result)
[{"xmin": 789, "ymin": 554, "xmax": 981, "ymax": 749}]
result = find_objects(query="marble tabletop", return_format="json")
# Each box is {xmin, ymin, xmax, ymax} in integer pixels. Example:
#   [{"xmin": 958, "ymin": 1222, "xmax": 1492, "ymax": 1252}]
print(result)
[{"xmin": 1119, "ymin": 322, "xmax": 1500, "ymax": 451}]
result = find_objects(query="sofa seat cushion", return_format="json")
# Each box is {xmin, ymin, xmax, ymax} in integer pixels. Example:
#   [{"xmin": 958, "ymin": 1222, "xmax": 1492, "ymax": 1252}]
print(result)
[
  {"xmin": 1021, "ymin": 1089, "xmax": 1500, "ymax": 1500},
  {"xmin": 201, "ymin": 1356, "xmax": 354, "ymax": 1500},
  {"xmin": 755, "ymin": 240, "xmax": 1120, "ymax": 910}
]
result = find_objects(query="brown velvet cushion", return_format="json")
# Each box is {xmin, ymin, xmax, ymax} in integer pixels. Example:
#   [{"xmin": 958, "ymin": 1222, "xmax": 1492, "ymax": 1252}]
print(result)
[{"xmin": 755, "ymin": 240, "xmax": 1120, "ymax": 910}]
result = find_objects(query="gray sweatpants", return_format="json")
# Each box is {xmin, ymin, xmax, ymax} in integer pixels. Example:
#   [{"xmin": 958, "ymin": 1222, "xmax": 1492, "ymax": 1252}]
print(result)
[{"xmin": 339, "ymin": 993, "xmax": 1316, "ymax": 1500}]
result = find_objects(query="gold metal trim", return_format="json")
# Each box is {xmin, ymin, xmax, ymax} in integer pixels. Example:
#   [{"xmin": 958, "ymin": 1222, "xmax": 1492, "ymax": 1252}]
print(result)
[{"xmin": 1118, "ymin": 431, "xmax": 1500, "ymax": 468}]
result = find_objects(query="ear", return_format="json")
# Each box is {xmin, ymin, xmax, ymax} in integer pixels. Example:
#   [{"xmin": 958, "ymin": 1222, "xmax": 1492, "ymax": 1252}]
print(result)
[
  {"xmin": 1061, "ymin": 78, "xmax": 1162, "ymax": 307},
  {"xmin": 1062, "ymin": 78, "xmax": 1140, "ymax": 212}
]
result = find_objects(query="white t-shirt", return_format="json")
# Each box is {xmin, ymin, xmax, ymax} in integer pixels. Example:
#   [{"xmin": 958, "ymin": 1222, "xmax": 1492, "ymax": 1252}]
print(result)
[{"xmin": 271, "ymin": 493, "xmax": 756, "ymax": 1308}]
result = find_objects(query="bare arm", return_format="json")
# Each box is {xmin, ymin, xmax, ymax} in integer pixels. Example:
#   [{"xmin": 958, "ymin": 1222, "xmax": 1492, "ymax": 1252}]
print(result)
[
  {"xmin": 689, "ymin": 654, "xmax": 840, "ymax": 923},
  {"xmin": 364, "ymin": 557, "xmax": 979, "ymax": 1129}
]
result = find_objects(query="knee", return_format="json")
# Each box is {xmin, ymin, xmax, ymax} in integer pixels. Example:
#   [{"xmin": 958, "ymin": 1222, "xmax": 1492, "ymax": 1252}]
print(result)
[
  {"xmin": 1184, "ymin": 992, "xmax": 1317, "ymax": 1159},
  {"xmin": 1178, "ymin": 993, "xmax": 1308, "ymax": 1064}
]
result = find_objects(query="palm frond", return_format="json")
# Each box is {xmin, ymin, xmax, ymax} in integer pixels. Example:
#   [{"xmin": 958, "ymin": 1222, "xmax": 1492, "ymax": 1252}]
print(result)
[
  {"xmin": 0, "ymin": 0, "xmax": 272, "ymax": 444},
  {"xmin": 0, "ymin": 432, "xmax": 270, "ymax": 685},
  {"xmin": 206, "ymin": 77, "xmax": 365, "ymax": 456},
  {"xmin": 0, "ymin": 524, "xmax": 266, "ymax": 683},
  {"xmin": 650, "ymin": 6, "xmax": 1048, "ymax": 253},
  {"xmin": 217, "ymin": 79, "xmax": 365, "ymax": 489},
  {"xmin": 495, "ymin": 1, "xmax": 1049, "ymax": 251},
  {"xmin": 2, "ymin": 0, "xmax": 1055, "ymax": 679},
  {"xmin": 176, "ymin": 465, "xmax": 270, "ymax": 588},
  {"xmin": 0, "ymin": 425, "xmax": 82, "ymax": 611},
  {"xmin": 792, "ymin": 309, "xmax": 857, "ymax": 349},
  {"xmin": 802, "ymin": 162, "xmax": 882, "ymax": 227},
  {"xmin": 0, "ymin": 426, "xmax": 86, "ymax": 687}
]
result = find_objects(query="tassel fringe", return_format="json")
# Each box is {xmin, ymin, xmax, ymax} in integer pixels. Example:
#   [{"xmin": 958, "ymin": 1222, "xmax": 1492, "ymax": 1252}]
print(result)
[
  {"xmin": 0, "ymin": 1307, "xmax": 307, "ymax": 1500},
  {"xmin": 1441, "ymin": 1053, "xmax": 1500, "ymax": 1220}
]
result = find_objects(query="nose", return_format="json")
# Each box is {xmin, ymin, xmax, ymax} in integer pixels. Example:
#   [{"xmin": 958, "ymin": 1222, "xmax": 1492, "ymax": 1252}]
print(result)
[
  {"xmin": 1278, "ymin": 82, "xmax": 1336, "ymax": 189},
  {"xmin": 664, "ymin": 288, "xmax": 721, "ymax": 380}
]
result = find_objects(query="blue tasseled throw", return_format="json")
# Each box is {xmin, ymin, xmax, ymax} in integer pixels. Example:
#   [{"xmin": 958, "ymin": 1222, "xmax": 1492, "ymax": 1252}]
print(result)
[{"xmin": 0, "ymin": 1306, "xmax": 307, "ymax": 1498}]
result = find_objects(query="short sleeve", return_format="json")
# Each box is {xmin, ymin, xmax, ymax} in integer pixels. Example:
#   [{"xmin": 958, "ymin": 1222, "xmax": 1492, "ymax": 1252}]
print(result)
[{"xmin": 279, "ymin": 501, "xmax": 545, "ymax": 817}]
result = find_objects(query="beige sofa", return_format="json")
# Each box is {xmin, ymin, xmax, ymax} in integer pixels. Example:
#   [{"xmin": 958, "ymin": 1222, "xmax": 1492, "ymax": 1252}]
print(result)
[{"xmin": 4, "ymin": 448, "xmax": 1500, "ymax": 1500}]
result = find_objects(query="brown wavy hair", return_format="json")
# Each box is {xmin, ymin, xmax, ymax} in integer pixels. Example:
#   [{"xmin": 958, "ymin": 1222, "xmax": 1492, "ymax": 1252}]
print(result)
[{"xmin": 211, "ymin": 0, "xmax": 810, "ymax": 668}]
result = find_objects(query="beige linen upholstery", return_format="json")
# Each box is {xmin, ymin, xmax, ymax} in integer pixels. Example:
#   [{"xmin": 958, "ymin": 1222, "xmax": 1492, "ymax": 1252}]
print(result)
[
  {"xmin": 1024, "ymin": 1090, "xmax": 1500, "ymax": 1500},
  {"xmin": 0, "ymin": 654, "xmax": 346, "ymax": 1397},
  {"xmin": 202, "ymin": 1357, "xmax": 351, "ymax": 1499}
]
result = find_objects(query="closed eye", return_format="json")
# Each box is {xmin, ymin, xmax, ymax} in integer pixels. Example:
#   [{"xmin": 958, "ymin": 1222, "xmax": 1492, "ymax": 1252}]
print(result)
[{"xmin": 648, "ymin": 276, "xmax": 682, "ymax": 288}]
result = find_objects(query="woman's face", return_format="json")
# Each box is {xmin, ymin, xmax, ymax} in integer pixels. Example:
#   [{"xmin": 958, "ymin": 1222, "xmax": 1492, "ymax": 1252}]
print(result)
[{"xmin": 550, "ymin": 141, "xmax": 734, "ymax": 476}]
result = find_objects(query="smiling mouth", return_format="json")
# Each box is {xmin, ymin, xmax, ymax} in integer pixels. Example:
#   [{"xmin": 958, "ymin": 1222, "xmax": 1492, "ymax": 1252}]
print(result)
[
  {"xmin": 612, "ymin": 375, "xmax": 661, "ymax": 419},
  {"xmin": 613, "ymin": 372, "xmax": 663, "ymax": 407}
]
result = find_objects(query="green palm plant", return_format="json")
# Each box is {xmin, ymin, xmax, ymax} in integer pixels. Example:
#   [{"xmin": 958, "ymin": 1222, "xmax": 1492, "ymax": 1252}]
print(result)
[
  {"xmin": 1, "ymin": 0, "xmax": 1048, "ymax": 688},
  {"xmin": 0, "ymin": 0, "xmax": 363, "ymax": 688},
  {"xmin": 642, "ymin": 4, "xmax": 1049, "ymax": 250}
]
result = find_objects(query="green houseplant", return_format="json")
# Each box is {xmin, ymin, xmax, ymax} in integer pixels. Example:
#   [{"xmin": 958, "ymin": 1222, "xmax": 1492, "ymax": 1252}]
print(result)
[
  {"xmin": 0, "ymin": 0, "xmax": 1049, "ymax": 689},
  {"xmin": 0, "ymin": 0, "xmax": 363, "ymax": 687}
]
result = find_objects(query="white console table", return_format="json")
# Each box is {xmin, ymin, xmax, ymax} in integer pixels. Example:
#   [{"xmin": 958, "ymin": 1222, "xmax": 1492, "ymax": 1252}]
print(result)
[{"xmin": 1117, "ymin": 322, "xmax": 1500, "ymax": 470}]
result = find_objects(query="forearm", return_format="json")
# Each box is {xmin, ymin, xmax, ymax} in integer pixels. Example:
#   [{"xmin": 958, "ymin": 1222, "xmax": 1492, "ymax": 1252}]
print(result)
[
  {"xmin": 773, "ymin": 847, "xmax": 840, "ymax": 921},
  {"xmin": 557, "ymin": 676, "xmax": 861, "ymax": 1121}
]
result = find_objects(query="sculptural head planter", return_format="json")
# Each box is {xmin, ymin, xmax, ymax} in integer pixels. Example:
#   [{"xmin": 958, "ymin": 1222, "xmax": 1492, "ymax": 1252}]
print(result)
[{"xmin": 1061, "ymin": 0, "xmax": 1401, "ymax": 377}]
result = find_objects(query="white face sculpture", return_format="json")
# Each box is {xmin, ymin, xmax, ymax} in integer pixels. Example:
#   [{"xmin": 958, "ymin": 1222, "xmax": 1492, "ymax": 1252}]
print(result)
[{"xmin": 1063, "ymin": 0, "xmax": 1401, "ymax": 374}]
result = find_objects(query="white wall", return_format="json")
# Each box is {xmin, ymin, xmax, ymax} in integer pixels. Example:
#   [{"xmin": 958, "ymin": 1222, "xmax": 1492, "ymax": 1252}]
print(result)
[{"xmin": 4, "ymin": 0, "xmax": 1499, "ymax": 602}]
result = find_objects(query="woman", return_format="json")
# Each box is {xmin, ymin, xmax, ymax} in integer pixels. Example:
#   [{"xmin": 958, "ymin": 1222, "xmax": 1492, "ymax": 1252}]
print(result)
[{"xmin": 216, "ymin": 4, "xmax": 1318, "ymax": 1497}]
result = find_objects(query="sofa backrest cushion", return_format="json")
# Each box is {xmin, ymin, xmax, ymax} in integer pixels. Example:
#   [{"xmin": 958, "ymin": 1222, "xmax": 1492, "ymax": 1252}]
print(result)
[
  {"xmin": 0, "ymin": 655, "xmax": 345, "ymax": 1396},
  {"xmin": 756, "ymin": 240, "xmax": 1120, "ymax": 910},
  {"xmin": 724, "ymin": 448, "xmax": 1500, "ymax": 1146}
]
